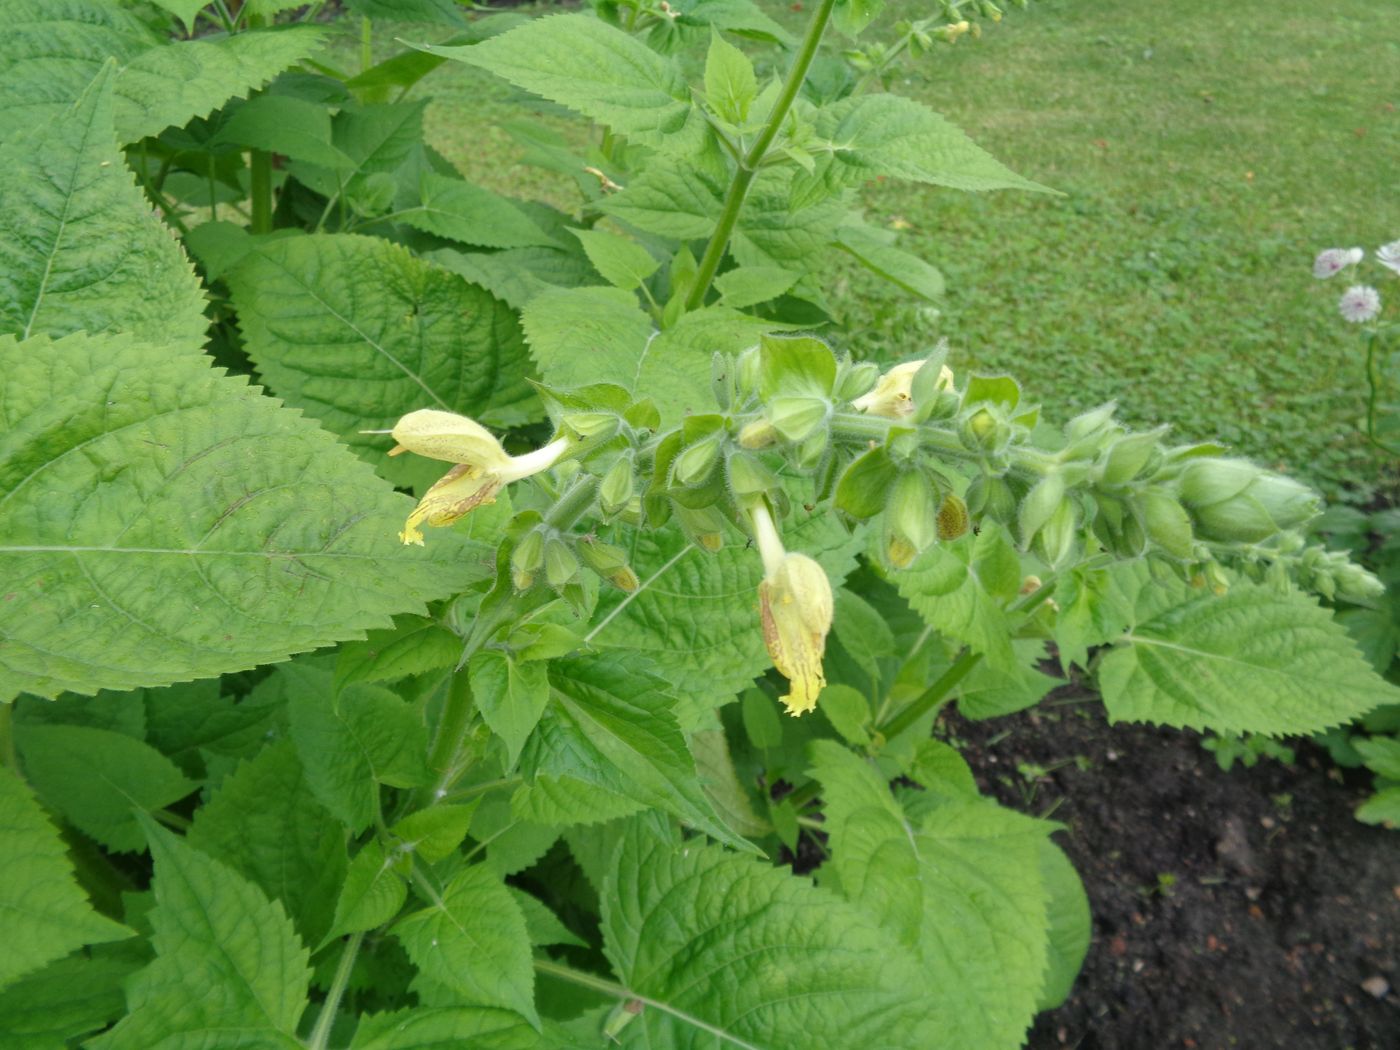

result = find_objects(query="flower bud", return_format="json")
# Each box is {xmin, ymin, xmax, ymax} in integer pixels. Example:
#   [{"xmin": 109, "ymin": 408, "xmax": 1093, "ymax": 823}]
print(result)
[
  {"xmin": 1178, "ymin": 459, "xmax": 1320, "ymax": 544},
  {"xmin": 598, "ymin": 455, "xmax": 635, "ymax": 516},
  {"xmin": 1018, "ymin": 473, "xmax": 1066, "ymax": 548},
  {"xmin": 734, "ymin": 345, "xmax": 761, "ymax": 396},
  {"xmin": 1065, "ymin": 403, "xmax": 1117, "ymax": 441},
  {"xmin": 836, "ymin": 360, "xmax": 881, "ymax": 402},
  {"xmin": 738, "ymin": 418, "xmax": 779, "ymax": 449},
  {"xmin": 884, "ymin": 472, "xmax": 940, "ymax": 568},
  {"xmin": 1136, "ymin": 489, "xmax": 1195, "ymax": 560},
  {"xmin": 560, "ymin": 412, "xmax": 618, "ymax": 442},
  {"xmin": 966, "ymin": 473, "xmax": 1017, "ymax": 523},
  {"xmin": 1102, "ymin": 429, "xmax": 1165, "ymax": 486},
  {"xmin": 960, "ymin": 407, "xmax": 1007, "ymax": 453},
  {"xmin": 937, "ymin": 492, "xmax": 970, "ymax": 541},
  {"xmin": 511, "ymin": 529, "xmax": 544, "ymax": 591},
  {"xmin": 711, "ymin": 351, "xmax": 734, "ymax": 411},
  {"xmin": 671, "ymin": 433, "xmax": 723, "ymax": 488},
  {"xmin": 767, "ymin": 396, "xmax": 829, "ymax": 442},
  {"xmin": 544, "ymin": 536, "xmax": 580, "ymax": 589},
  {"xmin": 852, "ymin": 359, "xmax": 954, "ymax": 419},
  {"xmin": 577, "ymin": 538, "xmax": 640, "ymax": 592},
  {"xmin": 726, "ymin": 451, "xmax": 780, "ymax": 499},
  {"xmin": 674, "ymin": 504, "xmax": 727, "ymax": 552},
  {"xmin": 1034, "ymin": 500, "xmax": 1079, "ymax": 568}
]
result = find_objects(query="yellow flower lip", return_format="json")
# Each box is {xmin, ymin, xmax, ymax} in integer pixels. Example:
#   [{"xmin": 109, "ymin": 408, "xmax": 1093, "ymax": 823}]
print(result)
[
  {"xmin": 852, "ymin": 360, "xmax": 955, "ymax": 419},
  {"xmin": 398, "ymin": 463, "xmax": 502, "ymax": 547},
  {"xmin": 750, "ymin": 503, "xmax": 834, "ymax": 717},
  {"xmin": 389, "ymin": 409, "xmax": 512, "ymax": 468}
]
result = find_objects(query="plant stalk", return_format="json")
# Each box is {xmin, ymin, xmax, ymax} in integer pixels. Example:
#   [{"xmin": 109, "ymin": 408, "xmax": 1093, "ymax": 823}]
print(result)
[
  {"xmin": 413, "ymin": 672, "xmax": 476, "ymax": 809},
  {"xmin": 307, "ymin": 931, "xmax": 364, "ymax": 1050},
  {"xmin": 682, "ymin": 0, "xmax": 839, "ymax": 311},
  {"xmin": 249, "ymin": 150, "xmax": 273, "ymax": 233}
]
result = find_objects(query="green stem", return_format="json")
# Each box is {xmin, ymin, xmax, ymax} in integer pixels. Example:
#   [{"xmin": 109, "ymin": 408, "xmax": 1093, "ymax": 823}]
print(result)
[
  {"xmin": 544, "ymin": 476, "xmax": 600, "ymax": 530},
  {"xmin": 307, "ymin": 931, "xmax": 364, "ymax": 1050},
  {"xmin": 1364, "ymin": 329, "xmax": 1400, "ymax": 455},
  {"xmin": 413, "ymin": 673, "xmax": 476, "ymax": 809},
  {"xmin": 533, "ymin": 960, "xmax": 763, "ymax": 1050},
  {"xmin": 249, "ymin": 150, "xmax": 273, "ymax": 233},
  {"xmin": 207, "ymin": 154, "xmax": 218, "ymax": 222},
  {"xmin": 152, "ymin": 808, "xmax": 192, "ymax": 832},
  {"xmin": 682, "ymin": 0, "xmax": 839, "ymax": 311}
]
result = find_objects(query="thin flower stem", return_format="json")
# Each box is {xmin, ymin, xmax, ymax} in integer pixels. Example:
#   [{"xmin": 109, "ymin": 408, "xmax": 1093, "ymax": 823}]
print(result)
[
  {"xmin": 1364, "ymin": 329, "xmax": 1400, "ymax": 455},
  {"xmin": 682, "ymin": 0, "xmax": 839, "ymax": 311},
  {"xmin": 439, "ymin": 775, "xmax": 523, "ymax": 805},
  {"xmin": 307, "ymin": 931, "xmax": 364, "ymax": 1050}
]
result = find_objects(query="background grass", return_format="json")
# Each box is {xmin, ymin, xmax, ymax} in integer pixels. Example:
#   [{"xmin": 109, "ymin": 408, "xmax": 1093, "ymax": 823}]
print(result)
[{"xmin": 364, "ymin": 0, "xmax": 1400, "ymax": 498}]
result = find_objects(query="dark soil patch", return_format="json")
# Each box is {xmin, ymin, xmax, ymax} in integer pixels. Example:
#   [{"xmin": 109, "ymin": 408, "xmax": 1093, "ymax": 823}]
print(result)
[{"xmin": 943, "ymin": 687, "xmax": 1400, "ymax": 1050}]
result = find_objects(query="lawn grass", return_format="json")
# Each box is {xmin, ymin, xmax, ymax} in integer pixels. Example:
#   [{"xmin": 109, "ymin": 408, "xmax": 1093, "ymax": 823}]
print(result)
[{"xmin": 358, "ymin": 0, "xmax": 1400, "ymax": 498}]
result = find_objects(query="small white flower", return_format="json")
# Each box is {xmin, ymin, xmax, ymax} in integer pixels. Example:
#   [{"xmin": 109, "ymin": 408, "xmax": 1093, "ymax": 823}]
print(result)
[
  {"xmin": 1338, "ymin": 285, "xmax": 1381, "ymax": 324},
  {"xmin": 1377, "ymin": 239, "xmax": 1400, "ymax": 276},
  {"xmin": 1312, "ymin": 247, "xmax": 1364, "ymax": 279}
]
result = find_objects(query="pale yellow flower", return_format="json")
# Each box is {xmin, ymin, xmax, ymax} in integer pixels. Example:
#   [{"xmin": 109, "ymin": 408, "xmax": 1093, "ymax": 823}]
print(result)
[
  {"xmin": 851, "ymin": 360, "xmax": 955, "ymax": 419},
  {"xmin": 751, "ymin": 503, "xmax": 834, "ymax": 717},
  {"xmin": 388, "ymin": 409, "xmax": 567, "ymax": 546}
]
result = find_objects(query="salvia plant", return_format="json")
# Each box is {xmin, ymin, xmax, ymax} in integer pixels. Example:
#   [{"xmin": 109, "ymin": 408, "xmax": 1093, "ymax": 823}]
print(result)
[{"xmin": 0, "ymin": 0, "xmax": 1396, "ymax": 1047}]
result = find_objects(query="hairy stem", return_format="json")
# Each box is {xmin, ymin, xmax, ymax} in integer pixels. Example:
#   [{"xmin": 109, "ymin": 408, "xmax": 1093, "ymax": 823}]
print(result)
[
  {"xmin": 413, "ymin": 672, "xmax": 476, "ymax": 809},
  {"xmin": 682, "ymin": 0, "xmax": 839, "ymax": 311},
  {"xmin": 307, "ymin": 931, "xmax": 364, "ymax": 1050}
]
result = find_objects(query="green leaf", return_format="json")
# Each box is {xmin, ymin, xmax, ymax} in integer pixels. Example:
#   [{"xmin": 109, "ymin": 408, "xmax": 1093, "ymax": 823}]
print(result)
[
  {"xmin": 390, "ymin": 803, "xmax": 477, "ymax": 862},
  {"xmin": 350, "ymin": 1006, "xmax": 539, "ymax": 1050},
  {"xmin": 394, "ymin": 863, "xmax": 537, "ymax": 1024},
  {"xmin": 144, "ymin": 680, "xmax": 283, "ymax": 779},
  {"xmin": 896, "ymin": 524, "xmax": 1023, "ymax": 669},
  {"xmin": 1098, "ymin": 579, "xmax": 1400, "ymax": 735},
  {"xmin": 114, "ymin": 26, "xmax": 326, "ymax": 142},
  {"xmin": 1354, "ymin": 736, "xmax": 1400, "ymax": 780},
  {"xmin": 0, "ymin": 5, "xmax": 323, "ymax": 144},
  {"xmin": 401, "ymin": 172, "xmax": 559, "ymax": 250},
  {"xmin": 289, "ymin": 100, "xmax": 427, "ymax": 203},
  {"xmin": 834, "ymin": 222, "xmax": 944, "ymax": 301},
  {"xmin": 596, "ymin": 160, "xmax": 723, "ymax": 240},
  {"xmin": 1357, "ymin": 786, "xmax": 1400, "ymax": 827},
  {"xmin": 509, "ymin": 887, "xmax": 587, "ymax": 948},
  {"xmin": 148, "ymin": 0, "xmax": 206, "ymax": 31},
  {"xmin": 336, "ymin": 615, "xmax": 462, "ymax": 688},
  {"xmin": 589, "ymin": 512, "xmax": 861, "ymax": 722},
  {"xmin": 16, "ymin": 723, "xmax": 196, "ymax": 852},
  {"xmin": 0, "ymin": 951, "xmax": 139, "ymax": 1049},
  {"xmin": 703, "ymin": 30, "xmax": 757, "ymax": 124},
  {"xmin": 690, "ymin": 721, "xmax": 770, "ymax": 838},
  {"xmin": 1037, "ymin": 840, "xmax": 1091, "ymax": 1010},
  {"xmin": 229, "ymin": 233, "xmax": 537, "ymax": 476},
  {"xmin": 325, "ymin": 839, "xmax": 407, "ymax": 943},
  {"xmin": 525, "ymin": 654, "xmax": 749, "ymax": 851},
  {"xmin": 602, "ymin": 820, "xmax": 939, "ymax": 1048},
  {"xmin": 510, "ymin": 776, "xmax": 645, "ymax": 827},
  {"xmin": 0, "ymin": 765, "xmax": 129, "ymax": 990},
  {"xmin": 429, "ymin": 245, "xmax": 596, "ymax": 310},
  {"xmin": 425, "ymin": 14, "xmax": 692, "ymax": 148},
  {"xmin": 832, "ymin": 0, "xmax": 884, "ymax": 39},
  {"xmin": 211, "ymin": 93, "xmax": 354, "ymax": 170},
  {"xmin": 800, "ymin": 94, "xmax": 1052, "ymax": 198},
  {"xmin": 0, "ymin": 331, "xmax": 496, "ymax": 701},
  {"xmin": 0, "ymin": 67, "xmax": 205, "ymax": 347},
  {"xmin": 89, "ymin": 817, "xmax": 312, "ymax": 1050},
  {"xmin": 187, "ymin": 740, "xmax": 347, "ymax": 946},
  {"xmin": 570, "ymin": 228, "xmax": 660, "ymax": 291},
  {"xmin": 522, "ymin": 286, "xmax": 652, "ymax": 395},
  {"xmin": 345, "ymin": 0, "xmax": 468, "ymax": 25},
  {"xmin": 713, "ymin": 265, "xmax": 798, "ymax": 309},
  {"xmin": 957, "ymin": 640, "xmax": 1062, "ymax": 719},
  {"xmin": 287, "ymin": 667, "xmax": 429, "ymax": 832},
  {"xmin": 471, "ymin": 649, "xmax": 550, "ymax": 770},
  {"xmin": 811, "ymin": 743, "xmax": 1054, "ymax": 1050}
]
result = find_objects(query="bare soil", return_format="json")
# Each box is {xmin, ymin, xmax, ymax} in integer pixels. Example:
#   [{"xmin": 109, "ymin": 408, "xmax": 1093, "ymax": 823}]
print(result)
[{"xmin": 943, "ymin": 690, "xmax": 1400, "ymax": 1050}]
